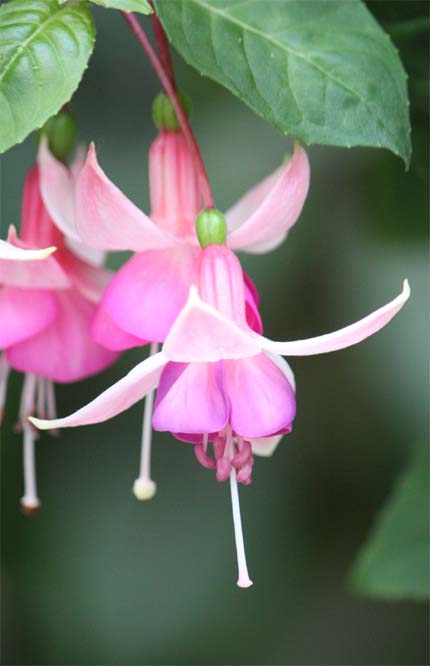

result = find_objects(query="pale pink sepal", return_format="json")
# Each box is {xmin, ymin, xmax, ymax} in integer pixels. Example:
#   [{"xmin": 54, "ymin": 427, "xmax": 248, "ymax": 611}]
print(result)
[
  {"xmin": 29, "ymin": 351, "xmax": 167, "ymax": 430},
  {"xmin": 38, "ymin": 140, "xmax": 107, "ymax": 267},
  {"xmin": 0, "ymin": 228, "xmax": 71, "ymax": 290},
  {"xmin": 226, "ymin": 143, "xmax": 310, "ymax": 253},
  {"xmin": 163, "ymin": 286, "xmax": 261, "ymax": 363},
  {"xmin": 0, "ymin": 287, "xmax": 58, "ymax": 348},
  {"xmin": 75, "ymin": 144, "xmax": 174, "ymax": 252},
  {"xmin": 0, "ymin": 236, "xmax": 56, "ymax": 261},
  {"xmin": 6, "ymin": 290, "xmax": 119, "ymax": 383},
  {"xmin": 256, "ymin": 280, "xmax": 410, "ymax": 357},
  {"xmin": 91, "ymin": 305, "xmax": 147, "ymax": 351},
  {"xmin": 37, "ymin": 138, "xmax": 79, "ymax": 241}
]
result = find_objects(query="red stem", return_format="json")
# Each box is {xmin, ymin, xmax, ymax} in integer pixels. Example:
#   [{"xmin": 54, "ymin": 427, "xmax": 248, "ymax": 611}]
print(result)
[
  {"xmin": 121, "ymin": 11, "xmax": 214, "ymax": 210},
  {"xmin": 150, "ymin": 7, "xmax": 176, "ymax": 89}
]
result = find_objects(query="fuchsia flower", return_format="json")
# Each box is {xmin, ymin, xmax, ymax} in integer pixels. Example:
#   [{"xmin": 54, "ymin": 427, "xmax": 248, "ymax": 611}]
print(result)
[
  {"xmin": 38, "ymin": 127, "xmax": 310, "ymax": 500},
  {"xmin": 55, "ymin": 131, "xmax": 310, "ymax": 349},
  {"xmin": 30, "ymin": 228, "xmax": 409, "ymax": 586},
  {"xmin": 0, "ymin": 145, "xmax": 118, "ymax": 511}
]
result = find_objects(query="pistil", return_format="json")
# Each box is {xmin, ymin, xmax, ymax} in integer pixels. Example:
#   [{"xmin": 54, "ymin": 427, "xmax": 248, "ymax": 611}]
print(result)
[{"xmin": 228, "ymin": 429, "xmax": 253, "ymax": 588}]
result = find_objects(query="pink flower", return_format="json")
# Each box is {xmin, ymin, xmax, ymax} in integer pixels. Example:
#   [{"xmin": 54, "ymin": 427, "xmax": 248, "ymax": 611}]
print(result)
[
  {"xmin": 30, "ymin": 241, "xmax": 409, "ymax": 586},
  {"xmin": 1, "ymin": 147, "xmax": 119, "ymax": 511},
  {"xmin": 49, "ymin": 131, "xmax": 310, "ymax": 349}
]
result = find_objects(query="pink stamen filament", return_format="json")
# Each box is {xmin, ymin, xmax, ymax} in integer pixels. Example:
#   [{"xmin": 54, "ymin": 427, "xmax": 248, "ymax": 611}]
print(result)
[
  {"xmin": 120, "ymin": 11, "xmax": 214, "ymax": 209},
  {"xmin": 133, "ymin": 342, "xmax": 159, "ymax": 500}
]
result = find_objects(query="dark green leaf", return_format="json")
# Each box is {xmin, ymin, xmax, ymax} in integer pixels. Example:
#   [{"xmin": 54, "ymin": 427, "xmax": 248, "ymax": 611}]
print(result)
[
  {"xmin": 89, "ymin": 0, "xmax": 152, "ymax": 15},
  {"xmin": 155, "ymin": 0, "xmax": 412, "ymax": 165},
  {"xmin": 351, "ymin": 443, "xmax": 429, "ymax": 601},
  {"xmin": 0, "ymin": 0, "xmax": 95, "ymax": 153}
]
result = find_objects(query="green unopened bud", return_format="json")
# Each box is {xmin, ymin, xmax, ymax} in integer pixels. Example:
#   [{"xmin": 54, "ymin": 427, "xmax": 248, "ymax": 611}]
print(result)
[
  {"xmin": 152, "ymin": 91, "xmax": 192, "ymax": 131},
  {"xmin": 37, "ymin": 110, "xmax": 76, "ymax": 161},
  {"xmin": 196, "ymin": 209, "xmax": 227, "ymax": 248}
]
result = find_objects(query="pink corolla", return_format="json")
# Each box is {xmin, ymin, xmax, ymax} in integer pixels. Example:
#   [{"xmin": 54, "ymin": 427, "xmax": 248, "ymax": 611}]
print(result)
[
  {"xmin": 30, "ymin": 232, "xmax": 410, "ymax": 586},
  {"xmin": 1, "ymin": 146, "xmax": 118, "ymax": 511}
]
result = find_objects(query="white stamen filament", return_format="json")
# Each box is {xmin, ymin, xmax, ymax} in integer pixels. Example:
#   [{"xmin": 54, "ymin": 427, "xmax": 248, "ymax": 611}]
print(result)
[
  {"xmin": 229, "ymin": 434, "xmax": 253, "ymax": 588},
  {"xmin": 20, "ymin": 374, "xmax": 40, "ymax": 511},
  {"xmin": 133, "ymin": 342, "xmax": 159, "ymax": 501},
  {"xmin": 0, "ymin": 354, "xmax": 11, "ymax": 422},
  {"xmin": 21, "ymin": 425, "xmax": 40, "ymax": 511}
]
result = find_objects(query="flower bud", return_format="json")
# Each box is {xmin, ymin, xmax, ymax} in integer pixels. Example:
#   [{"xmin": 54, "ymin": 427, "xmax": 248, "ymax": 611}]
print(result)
[
  {"xmin": 37, "ymin": 109, "xmax": 76, "ymax": 161},
  {"xmin": 196, "ymin": 209, "xmax": 227, "ymax": 248},
  {"xmin": 152, "ymin": 91, "xmax": 191, "ymax": 131}
]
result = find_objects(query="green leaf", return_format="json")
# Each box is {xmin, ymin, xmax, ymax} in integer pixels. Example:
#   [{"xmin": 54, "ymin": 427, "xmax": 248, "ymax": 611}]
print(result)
[
  {"xmin": 0, "ymin": 0, "xmax": 95, "ymax": 153},
  {"xmin": 351, "ymin": 443, "xmax": 429, "ymax": 601},
  {"xmin": 155, "ymin": 0, "xmax": 412, "ymax": 165},
  {"xmin": 89, "ymin": 0, "xmax": 152, "ymax": 15}
]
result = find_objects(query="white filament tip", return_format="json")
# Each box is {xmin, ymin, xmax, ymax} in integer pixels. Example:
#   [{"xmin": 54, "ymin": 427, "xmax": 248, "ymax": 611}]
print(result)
[
  {"xmin": 237, "ymin": 577, "xmax": 254, "ymax": 589},
  {"xmin": 20, "ymin": 496, "xmax": 41, "ymax": 514},
  {"xmin": 133, "ymin": 478, "xmax": 157, "ymax": 501}
]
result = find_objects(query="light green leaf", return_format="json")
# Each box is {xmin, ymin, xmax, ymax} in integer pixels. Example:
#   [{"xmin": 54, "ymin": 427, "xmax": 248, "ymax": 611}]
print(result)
[
  {"xmin": 0, "ymin": 0, "xmax": 95, "ymax": 153},
  {"xmin": 155, "ymin": 0, "xmax": 412, "ymax": 165},
  {"xmin": 351, "ymin": 443, "xmax": 429, "ymax": 601},
  {"xmin": 89, "ymin": 0, "xmax": 152, "ymax": 15}
]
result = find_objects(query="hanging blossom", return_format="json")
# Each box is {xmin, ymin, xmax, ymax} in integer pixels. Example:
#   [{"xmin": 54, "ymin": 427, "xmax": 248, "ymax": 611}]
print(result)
[
  {"xmin": 39, "ymin": 119, "xmax": 310, "ymax": 498},
  {"xmin": 30, "ymin": 213, "xmax": 410, "ymax": 586},
  {"xmin": 0, "ymin": 142, "xmax": 118, "ymax": 512}
]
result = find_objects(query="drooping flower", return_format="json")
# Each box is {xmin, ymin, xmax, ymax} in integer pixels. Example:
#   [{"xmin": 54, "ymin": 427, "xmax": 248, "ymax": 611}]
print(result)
[
  {"xmin": 30, "ymin": 218, "xmax": 409, "ymax": 585},
  {"xmin": 1, "ymin": 147, "xmax": 118, "ymax": 512},
  {"xmin": 38, "ymin": 114, "xmax": 310, "ymax": 496}
]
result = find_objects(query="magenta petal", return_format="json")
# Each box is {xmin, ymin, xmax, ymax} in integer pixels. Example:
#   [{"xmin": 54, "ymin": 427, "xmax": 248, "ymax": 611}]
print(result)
[
  {"xmin": 224, "ymin": 353, "xmax": 296, "ymax": 438},
  {"xmin": 152, "ymin": 361, "xmax": 228, "ymax": 435},
  {"xmin": 243, "ymin": 272, "xmax": 263, "ymax": 334},
  {"xmin": 6, "ymin": 290, "xmax": 118, "ymax": 382},
  {"xmin": 103, "ymin": 246, "xmax": 197, "ymax": 342},
  {"xmin": 91, "ymin": 304, "xmax": 147, "ymax": 351},
  {"xmin": 0, "ymin": 286, "xmax": 59, "ymax": 348}
]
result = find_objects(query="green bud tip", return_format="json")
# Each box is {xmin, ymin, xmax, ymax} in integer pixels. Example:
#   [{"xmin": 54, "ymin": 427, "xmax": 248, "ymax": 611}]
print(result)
[
  {"xmin": 37, "ymin": 109, "xmax": 76, "ymax": 162},
  {"xmin": 152, "ymin": 91, "xmax": 192, "ymax": 132},
  {"xmin": 196, "ymin": 209, "xmax": 227, "ymax": 248}
]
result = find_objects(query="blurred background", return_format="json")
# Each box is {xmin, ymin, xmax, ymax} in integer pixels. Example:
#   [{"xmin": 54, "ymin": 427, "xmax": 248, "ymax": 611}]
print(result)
[{"xmin": 1, "ymin": 1, "xmax": 428, "ymax": 664}]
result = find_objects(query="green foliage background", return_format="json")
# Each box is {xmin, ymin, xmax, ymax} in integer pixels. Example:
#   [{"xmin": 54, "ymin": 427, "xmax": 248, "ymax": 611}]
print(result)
[{"xmin": 1, "ymin": 2, "xmax": 428, "ymax": 664}]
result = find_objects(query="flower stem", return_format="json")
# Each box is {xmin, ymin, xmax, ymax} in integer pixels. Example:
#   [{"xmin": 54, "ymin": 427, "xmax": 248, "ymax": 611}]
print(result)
[
  {"xmin": 150, "ymin": 6, "xmax": 176, "ymax": 89},
  {"xmin": 121, "ymin": 11, "xmax": 214, "ymax": 209}
]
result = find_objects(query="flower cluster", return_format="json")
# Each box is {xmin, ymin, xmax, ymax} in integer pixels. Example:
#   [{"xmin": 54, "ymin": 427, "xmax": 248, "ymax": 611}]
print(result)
[{"xmin": 3, "ymin": 101, "xmax": 409, "ymax": 587}]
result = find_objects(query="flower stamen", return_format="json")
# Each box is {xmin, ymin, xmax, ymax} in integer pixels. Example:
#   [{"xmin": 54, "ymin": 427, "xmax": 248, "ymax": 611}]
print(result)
[
  {"xmin": 0, "ymin": 354, "xmax": 10, "ymax": 423},
  {"xmin": 19, "ymin": 374, "xmax": 40, "ymax": 513},
  {"xmin": 133, "ymin": 342, "xmax": 159, "ymax": 501}
]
